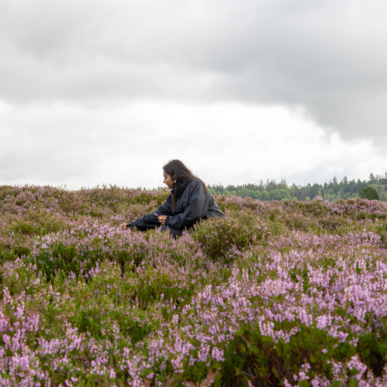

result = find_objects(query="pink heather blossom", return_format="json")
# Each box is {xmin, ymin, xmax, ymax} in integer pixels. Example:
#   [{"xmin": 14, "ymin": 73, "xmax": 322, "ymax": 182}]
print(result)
[{"xmin": 211, "ymin": 347, "xmax": 225, "ymax": 362}]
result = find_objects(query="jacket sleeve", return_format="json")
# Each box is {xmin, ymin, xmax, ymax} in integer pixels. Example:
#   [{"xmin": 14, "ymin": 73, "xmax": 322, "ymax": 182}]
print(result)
[
  {"xmin": 165, "ymin": 181, "xmax": 208, "ymax": 230},
  {"xmin": 127, "ymin": 194, "xmax": 172, "ymax": 231},
  {"xmin": 207, "ymin": 194, "xmax": 225, "ymax": 219}
]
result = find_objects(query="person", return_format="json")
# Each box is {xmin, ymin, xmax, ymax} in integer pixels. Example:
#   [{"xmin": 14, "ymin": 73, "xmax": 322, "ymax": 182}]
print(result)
[{"xmin": 120, "ymin": 160, "xmax": 225, "ymax": 237}]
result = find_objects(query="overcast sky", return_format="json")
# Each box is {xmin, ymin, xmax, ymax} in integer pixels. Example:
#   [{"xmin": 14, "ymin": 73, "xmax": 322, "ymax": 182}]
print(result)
[{"xmin": 1, "ymin": 0, "xmax": 387, "ymax": 189}]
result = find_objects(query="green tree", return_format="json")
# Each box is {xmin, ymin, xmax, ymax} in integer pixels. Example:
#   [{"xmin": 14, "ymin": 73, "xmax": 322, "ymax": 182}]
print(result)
[
  {"xmin": 259, "ymin": 190, "xmax": 270, "ymax": 201},
  {"xmin": 269, "ymin": 189, "xmax": 291, "ymax": 201},
  {"xmin": 359, "ymin": 186, "xmax": 380, "ymax": 200}
]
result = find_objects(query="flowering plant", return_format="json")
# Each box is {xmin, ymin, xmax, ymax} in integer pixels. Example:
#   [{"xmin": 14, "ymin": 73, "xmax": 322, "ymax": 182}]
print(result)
[{"xmin": 1, "ymin": 185, "xmax": 387, "ymax": 386}]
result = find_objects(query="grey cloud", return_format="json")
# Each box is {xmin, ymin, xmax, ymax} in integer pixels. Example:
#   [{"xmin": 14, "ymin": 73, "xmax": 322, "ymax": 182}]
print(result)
[{"xmin": 1, "ymin": 0, "xmax": 387, "ymax": 142}]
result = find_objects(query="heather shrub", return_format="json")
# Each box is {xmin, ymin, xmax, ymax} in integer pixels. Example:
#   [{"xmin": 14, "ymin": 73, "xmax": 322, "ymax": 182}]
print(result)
[
  {"xmin": 10, "ymin": 215, "xmax": 63, "ymax": 236},
  {"xmin": 316, "ymin": 215, "xmax": 348, "ymax": 232},
  {"xmin": 367, "ymin": 220, "xmax": 387, "ymax": 246},
  {"xmin": 192, "ymin": 211, "xmax": 268, "ymax": 263},
  {"xmin": 216, "ymin": 195, "xmax": 262, "ymax": 212},
  {"xmin": 296, "ymin": 199, "xmax": 330, "ymax": 217}
]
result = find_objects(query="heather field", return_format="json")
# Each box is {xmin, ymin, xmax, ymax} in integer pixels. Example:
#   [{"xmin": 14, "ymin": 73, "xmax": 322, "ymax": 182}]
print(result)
[{"xmin": 2, "ymin": 186, "xmax": 387, "ymax": 387}]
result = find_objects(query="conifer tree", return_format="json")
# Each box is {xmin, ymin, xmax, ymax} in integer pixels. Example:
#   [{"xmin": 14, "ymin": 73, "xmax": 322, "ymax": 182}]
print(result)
[{"xmin": 359, "ymin": 186, "xmax": 380, "ymax": 200}]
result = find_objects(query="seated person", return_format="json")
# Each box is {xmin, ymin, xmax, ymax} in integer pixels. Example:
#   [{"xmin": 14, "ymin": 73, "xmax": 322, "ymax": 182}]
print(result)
[{"xmin": 120, "ymin": 159, "xmax": 225, "ymax": 237}]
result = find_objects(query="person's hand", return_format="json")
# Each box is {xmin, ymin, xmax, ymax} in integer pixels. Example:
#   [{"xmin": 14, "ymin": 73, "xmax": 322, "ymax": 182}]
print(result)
[
  {"xmin": 158, "ymin": 215, "xmax": 167, "ymax": 225},
  {"xmin": 120, "ymin": 223, "xmax": 128, "ymax": 230}
]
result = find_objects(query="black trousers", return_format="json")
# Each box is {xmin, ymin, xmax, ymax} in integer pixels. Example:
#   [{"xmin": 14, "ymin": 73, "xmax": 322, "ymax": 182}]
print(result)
[{"xmin": 161, "ymin": 225, "xmax": 183, "ymax": 238}]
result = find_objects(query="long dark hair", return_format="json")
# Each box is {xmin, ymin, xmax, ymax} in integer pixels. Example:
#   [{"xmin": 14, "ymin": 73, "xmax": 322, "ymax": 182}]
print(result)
[{"xmin": 163, "ymin": 160, "xmax": 207, "ymax": 212}]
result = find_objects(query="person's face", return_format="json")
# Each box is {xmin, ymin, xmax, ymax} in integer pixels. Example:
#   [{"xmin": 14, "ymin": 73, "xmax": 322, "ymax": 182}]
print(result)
[{"xmin": 163, "ymin": 171, "xmax": 175, "ymax": 189}]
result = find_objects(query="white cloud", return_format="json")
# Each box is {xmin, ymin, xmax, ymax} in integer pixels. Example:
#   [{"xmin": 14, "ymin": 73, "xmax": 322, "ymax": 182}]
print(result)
[{"xmin": 1, "ymin": 101, "xmax": 385, "ymax": 188}]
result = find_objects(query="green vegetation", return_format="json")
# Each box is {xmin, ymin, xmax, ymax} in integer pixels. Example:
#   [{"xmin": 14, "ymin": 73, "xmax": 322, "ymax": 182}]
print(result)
[
  {"xmin": 209, "ymin": 172, "xmax": 387, "ymax": 202},
  {"xmin": 359, "ymin": 186, "xmax": 380, "ymax": 201}
]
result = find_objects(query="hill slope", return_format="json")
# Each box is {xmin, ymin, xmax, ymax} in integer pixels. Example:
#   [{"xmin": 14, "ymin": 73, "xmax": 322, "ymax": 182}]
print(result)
[{"xmin": 1, "ymin": 185, "xmax": 387, "ymax": 386}]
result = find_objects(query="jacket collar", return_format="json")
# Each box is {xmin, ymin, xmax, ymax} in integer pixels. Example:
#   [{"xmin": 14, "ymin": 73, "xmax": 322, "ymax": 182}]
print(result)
[{"xmin": 171, "ymin": 179, "xmax": 190, "ymax": 198}]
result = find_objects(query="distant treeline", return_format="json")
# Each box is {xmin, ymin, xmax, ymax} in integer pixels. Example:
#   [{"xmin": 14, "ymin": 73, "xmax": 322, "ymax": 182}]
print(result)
[{"xmin": 208, "ymin": 173, "xmax": 387, "ymax": 202}]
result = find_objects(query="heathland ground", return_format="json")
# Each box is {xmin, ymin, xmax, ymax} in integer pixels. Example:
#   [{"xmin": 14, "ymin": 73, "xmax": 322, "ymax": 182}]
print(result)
[{"xmin": 1, "ymin": 185, "xmax": 387, "ymax": 386}]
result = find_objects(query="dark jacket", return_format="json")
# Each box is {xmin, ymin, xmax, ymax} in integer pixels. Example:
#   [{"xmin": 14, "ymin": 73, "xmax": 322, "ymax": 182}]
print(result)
[{"xmin": 127, "ymin": 179, "xmax": 225, "ymax": 231}]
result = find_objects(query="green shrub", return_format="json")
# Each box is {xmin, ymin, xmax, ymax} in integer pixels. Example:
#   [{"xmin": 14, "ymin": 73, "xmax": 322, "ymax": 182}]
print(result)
[
  {"xmin": 192, "ymin": 212, "xmax": 268, "ymax": 263},
  {"xmin": 11, "ymin": 221, "xmax": 35, "ymax": 236},
  {"xmin": 32, "ymin": 243, "xmax": 103, "ymax": 283}
]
